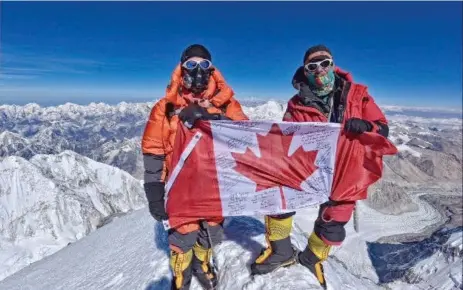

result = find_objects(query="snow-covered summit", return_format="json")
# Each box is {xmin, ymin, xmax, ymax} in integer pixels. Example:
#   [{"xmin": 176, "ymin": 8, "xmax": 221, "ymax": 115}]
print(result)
[
  {"xmin": 0, "ymin": 196, "xmax": 460, "ymax": 290},
  {"xmin": 242, "ymin": 100, "xmax": 287, "ymax": 120}
]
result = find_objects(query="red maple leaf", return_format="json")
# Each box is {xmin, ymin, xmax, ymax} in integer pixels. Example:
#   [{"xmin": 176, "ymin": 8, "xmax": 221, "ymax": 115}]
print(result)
[{"xmin": 231, "ymin": 123, "xmax": 318, "ymax": 199}]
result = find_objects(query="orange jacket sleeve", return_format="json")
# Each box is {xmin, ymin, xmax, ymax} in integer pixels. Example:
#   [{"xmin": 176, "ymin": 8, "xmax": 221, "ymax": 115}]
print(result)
[
  {"xmin": 142, "ymin": 99, "xmax": 169, "ymax": 155},
  {"xmin": 224, "ymin": 97, "xmax": 249, "ymax": 121},
  {"xmin": 142, "ymin": 99, "xmax": 170, "ymax": 183}
]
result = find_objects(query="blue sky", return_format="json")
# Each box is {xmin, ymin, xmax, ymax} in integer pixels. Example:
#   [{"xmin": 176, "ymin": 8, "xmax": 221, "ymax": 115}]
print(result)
[{"xmin": 1, "ymin": 1, "xmax": 462, "ymax": 107}]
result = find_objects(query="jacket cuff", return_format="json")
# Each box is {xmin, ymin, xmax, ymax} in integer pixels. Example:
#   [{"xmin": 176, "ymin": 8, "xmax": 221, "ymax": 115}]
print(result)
[
  {"xmin": 210, "ymin": 97, "xmax": 223, "ymax": 108},
  {"xmin": 373, "ymin": 121, "xmax": 389, "ymax": 138},
  {"xmin": 368, "ymin": 120, "xmax": 379, "ymax": 132},
  {"xmin": 144, "ymin": 181, "xmax": 165, "ymax": 203},
  {"xmin": 368, "ymin": 120, "xmax": 390, "ymax": 138}
]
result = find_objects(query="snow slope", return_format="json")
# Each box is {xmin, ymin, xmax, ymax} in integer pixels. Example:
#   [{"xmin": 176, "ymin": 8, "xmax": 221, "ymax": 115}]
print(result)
[
  {"xmin": 0, "ymin": 190, "xmax": 460, "ymax": 290},
  {"xmin": 0, "ymin": 151, "xmax": 146, "ymax": 281}
]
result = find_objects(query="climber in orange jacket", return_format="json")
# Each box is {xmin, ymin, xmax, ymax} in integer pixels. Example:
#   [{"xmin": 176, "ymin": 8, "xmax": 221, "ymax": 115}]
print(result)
[{"xmin": 141, "ymin": 44, "xmax": 248, "ymax": 290}]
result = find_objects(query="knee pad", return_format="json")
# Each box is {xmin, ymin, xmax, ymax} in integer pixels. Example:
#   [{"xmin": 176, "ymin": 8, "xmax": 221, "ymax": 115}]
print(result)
[
  {"xmin": 314, "ymin": 202, "xmax": 354, "ymax": 246},
  {"xmin": 265, "ymin": 214, "xmax": 294, "ymax": 241},
  {"xmin": 168, "ymin": 229, "xmax": 199, "ymax": 253},
  {"xmin": 197, "ymin": 222, "xmax": 224, "ymax": 248},
  {"xmin": 314, "ymin": 220, "xmax": 347, "ymax": 246}
]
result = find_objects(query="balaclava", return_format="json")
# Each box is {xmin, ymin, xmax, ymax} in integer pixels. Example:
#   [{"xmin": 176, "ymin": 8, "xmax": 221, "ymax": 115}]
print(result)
[
  {"xmin": 303, "ymin": 45, "xmax": 335, "ymax": 97},
  {"xmin": 180, "ymin": 44, "xmax": 213, "ymax": 94}
]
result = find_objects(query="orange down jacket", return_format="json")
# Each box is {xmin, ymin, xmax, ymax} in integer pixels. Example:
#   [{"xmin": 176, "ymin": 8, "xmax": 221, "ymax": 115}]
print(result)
[{"xmin": 142, "ymin": 64, "xmax": 248, "ymax": 183}]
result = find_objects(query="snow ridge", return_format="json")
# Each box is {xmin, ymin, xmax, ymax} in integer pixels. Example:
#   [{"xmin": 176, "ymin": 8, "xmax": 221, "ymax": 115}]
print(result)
[{"xmin": 0, "ymin": 150, "xmax": 145, "ymax": 281}]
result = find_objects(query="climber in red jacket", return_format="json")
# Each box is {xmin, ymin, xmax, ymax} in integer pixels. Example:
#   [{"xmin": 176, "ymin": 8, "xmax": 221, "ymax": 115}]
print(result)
[{"xmin": 251, "ymin": 44, "xmax": 395, "ymax": 288}]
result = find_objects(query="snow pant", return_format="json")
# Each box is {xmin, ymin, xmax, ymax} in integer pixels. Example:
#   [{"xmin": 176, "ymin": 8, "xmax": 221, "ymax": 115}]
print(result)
[{"xmin": 167, "ymin": 218, "xmax": 223, "ymax": 289}]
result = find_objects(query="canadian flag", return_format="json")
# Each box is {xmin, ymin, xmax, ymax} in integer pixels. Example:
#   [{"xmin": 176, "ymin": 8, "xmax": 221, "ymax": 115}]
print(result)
[{"xmin": 163, "ymin": 120, "xmax": 346, "ymax": 230}]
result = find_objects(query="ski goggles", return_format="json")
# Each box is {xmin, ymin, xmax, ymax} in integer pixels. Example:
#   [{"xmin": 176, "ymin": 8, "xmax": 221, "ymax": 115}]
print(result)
[
  {"xmin": 304, "ymin": 59, "xmax": 333, "ymax": 72},
  {"xmin": 182, "ymin": 59, "xmax": 212, "ymax": 70}
]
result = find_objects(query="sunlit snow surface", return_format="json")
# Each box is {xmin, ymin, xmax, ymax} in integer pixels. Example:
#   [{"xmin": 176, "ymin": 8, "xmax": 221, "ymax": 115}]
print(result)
[{"xmin": 0, "ymin": 193, "xmax": 461, "ymax": 290}]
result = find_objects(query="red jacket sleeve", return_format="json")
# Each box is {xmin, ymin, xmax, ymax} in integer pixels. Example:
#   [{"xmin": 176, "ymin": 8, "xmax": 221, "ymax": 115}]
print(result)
[{"xmin": 362, "ymin": 93, "xmax": 389, "ymax": 137}]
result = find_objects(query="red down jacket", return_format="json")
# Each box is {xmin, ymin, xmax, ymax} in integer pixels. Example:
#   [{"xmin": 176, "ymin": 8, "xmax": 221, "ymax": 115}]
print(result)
[{"xmin": 283, "ymin": 67, "xmax": 398, "ymax": 202}]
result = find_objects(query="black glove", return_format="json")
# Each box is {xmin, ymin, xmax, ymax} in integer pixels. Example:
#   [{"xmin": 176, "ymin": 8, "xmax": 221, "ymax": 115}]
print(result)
[
  {"xmin": 149, "ymin": 201, "xmax": 168, "ymax": 222},
  {"xmin": 344, "ymin": 118, "xmax": 373, "ymax": 134},
  {"xmin": 179, "ymin": 103, "xmax": 222, "ymax": 129},
  {"xmin": 144, "ymin": 182, "xmax": 168, "ymax": 222},
  {"xmin": 178, "ymin": 103, "xmax": 206, "ymax": 129}
]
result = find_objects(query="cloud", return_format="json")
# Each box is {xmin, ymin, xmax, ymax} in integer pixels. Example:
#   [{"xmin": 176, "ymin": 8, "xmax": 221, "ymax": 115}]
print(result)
[
  {"xmin": 381, "ymin": 105, "xmax": 463, "ymax": 114},
  {"xmin": 1, "ymin": 50, "xmax": 105, "ymax": 80},
  {"xmin": 0, "ymin": 67, "xmax": 53, "ymax": 80},
  {"xmin": 1, "ymin": 67, "xmax": 52, "ymax": 73},
  {"xmin": 0, "ymin": 84, "xmax": 164, "ymax": 106},
  {"xmin": 0, "ymin": 73, "xmax": 39, "ymax": 80}
]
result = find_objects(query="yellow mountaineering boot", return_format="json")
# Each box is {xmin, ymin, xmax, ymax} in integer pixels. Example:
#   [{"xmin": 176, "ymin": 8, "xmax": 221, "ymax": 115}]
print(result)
[
  {"xmin": 250, "ymin": 215, "xmax": 298, "ymax": 275},
  {"xmin": 191, "ymin": 242, "xmax": 218, "ymax": 290},
  {"xmin": 297, "ymin": 232, "xmax": 332, "ymax": 289},
  {"xmin": 170, "ymin": 249, "xmax": 193, "ymax": 290}
]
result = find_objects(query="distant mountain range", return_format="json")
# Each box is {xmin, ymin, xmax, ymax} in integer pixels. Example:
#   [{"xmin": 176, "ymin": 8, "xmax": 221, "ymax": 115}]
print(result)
[{"xmin": 1, "ymin": 100, "xmax": 461, "ymax": 187}]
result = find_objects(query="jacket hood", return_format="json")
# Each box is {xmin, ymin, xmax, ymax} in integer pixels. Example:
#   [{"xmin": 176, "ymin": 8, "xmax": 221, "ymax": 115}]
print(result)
[
  {"xmin": 164, "ymin": 64, "xmax": 234, "ymax": 107},
  {"xmin": 288, "ymin": 66, "xmax": 354, "ymax": 114},
  {"xmin": 334, "ymin": 67, "xmax": 353, "ymax": 82}
]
